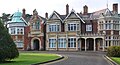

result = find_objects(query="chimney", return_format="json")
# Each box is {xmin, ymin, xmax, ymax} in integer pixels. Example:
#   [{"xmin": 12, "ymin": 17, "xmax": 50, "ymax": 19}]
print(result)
[
  {"xmin": 66, "ymin": 4, "xmax": 69, "ymax": 15},
  {"xmin": 113, "ymin": 3, "xmax": 118, "ymax": 13},
  {"xmin": 83, "ymin": 5, "xmax": 88, "ymax": 15},
  {"xmin": 22, "ymin": 8, "xmax": 26, "ymax": 18},
  {"xmin": 45, "ymin": 12, "xmax": 48, "ymax": 19}
]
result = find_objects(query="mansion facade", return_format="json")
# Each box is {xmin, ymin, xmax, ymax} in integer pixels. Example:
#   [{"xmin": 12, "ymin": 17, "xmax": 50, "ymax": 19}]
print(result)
[{"xmin": 7, "ymin": 3, "xmax": 120, "ymax": 51}]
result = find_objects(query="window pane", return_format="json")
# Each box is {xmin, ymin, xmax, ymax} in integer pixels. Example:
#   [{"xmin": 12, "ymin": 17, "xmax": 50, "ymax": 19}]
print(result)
[
  {"xmin": 86, "ymin": 25, "xmax": 92, "ymax": 31},
  {"xmin": 68, "ymin": 38, "xmax": 76, "ymax": 48}
]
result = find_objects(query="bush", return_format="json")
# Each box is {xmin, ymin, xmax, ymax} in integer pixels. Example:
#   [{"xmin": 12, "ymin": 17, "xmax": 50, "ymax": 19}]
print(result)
[
  {"xmin": 107, "ymin": 46, "xmax": 120, "ymax": 57},
  {"xmin": 0, "ymin": 20, "xmax": 19, "ymax": 61}
]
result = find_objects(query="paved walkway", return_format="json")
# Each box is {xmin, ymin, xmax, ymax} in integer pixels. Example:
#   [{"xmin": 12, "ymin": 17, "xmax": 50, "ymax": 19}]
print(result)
[
  {"xmin": 44, "ymin": 51, "xmax": 110, "ymax": 65},
  {"xmin": 21, "ymin": 51, "xmax": 110, "ymax": 65}
]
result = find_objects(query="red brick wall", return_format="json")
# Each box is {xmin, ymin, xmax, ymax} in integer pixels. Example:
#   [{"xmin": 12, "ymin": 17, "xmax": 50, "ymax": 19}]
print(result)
[
  {"xmin": 81, "ymin": 20, "xmax": 98, "ymax": 34},
  {"xmin": 113, "ymin": 30, "xmax": 119, "ymax": 35},
  {"xmin": 92, "ymin": 20, "xmax": 98, "ymax": 33},
  {"xmin": 24, "ymin": 26, "xmax": 30, "ymax": 50},
  {"xmin": 81, "ymin": 22, "xmax": 86, "ymax": 34},
  {"xmin": 106, "ymin": 30, "xmax": 111, "ymax": 35},
  {"xmin": 61, "ymin": 23, "xmax": 64, "ymax": 32},
  {"xmin": 40, "ymin": 36, "xmax": 44, "ymax": 50}
]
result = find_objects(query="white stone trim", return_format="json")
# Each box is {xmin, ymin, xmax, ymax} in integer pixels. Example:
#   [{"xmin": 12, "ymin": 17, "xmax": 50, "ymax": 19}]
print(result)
[{"xmin": 31, "ymin": 37, "xmax": 41, "ymax": 50}]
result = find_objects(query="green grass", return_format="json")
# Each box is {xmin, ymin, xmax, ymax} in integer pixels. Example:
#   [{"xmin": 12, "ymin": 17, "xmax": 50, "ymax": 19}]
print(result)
[
  {"xmin": 111, "ymin": 57, "xmax": 120, "ymax": 65},
  {"xmin": 0, "ymin": 53, "xmax": 60, "ymax": 65}
]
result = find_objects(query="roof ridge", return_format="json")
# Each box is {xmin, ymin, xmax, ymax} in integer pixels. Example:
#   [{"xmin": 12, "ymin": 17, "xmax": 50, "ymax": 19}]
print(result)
[{"xmin": 93, "ymin": 8, "xmax": 107, "ymax": 13}]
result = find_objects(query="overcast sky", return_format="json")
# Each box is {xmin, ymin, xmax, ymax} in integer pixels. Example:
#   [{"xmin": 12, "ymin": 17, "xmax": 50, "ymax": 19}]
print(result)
[{"xmin": 0, "ymin": 0, "xmax": 119, "ymax": 17}]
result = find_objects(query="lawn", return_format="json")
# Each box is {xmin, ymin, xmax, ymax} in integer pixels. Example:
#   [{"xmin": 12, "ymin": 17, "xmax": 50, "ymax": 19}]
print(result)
[
  {"xmin": 111, "ymin": 57, "xmax": 120, "ymax": 65},
  {"xmin": 0, "ymin": 53, "xmax": 60, "ymax": 65}
]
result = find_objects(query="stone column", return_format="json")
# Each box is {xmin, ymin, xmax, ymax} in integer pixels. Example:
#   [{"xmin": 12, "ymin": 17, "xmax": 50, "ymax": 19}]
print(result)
[
  {"xmin": 111, "ymin": 36, "xmax": 113, "ymax": 46},
  {"xmin": 56, "ymin": 34, "xmax": 58, "ymax": 51},
  {"xmin": 80, "ymin": 40, "xmax": 81, "ymax": 51},
  {"xmin": 66, "ymin": 33, "xmax": 68, "ymax": 51},
  {"xmin": 46, "ymin": 34, "xmax": 49, "ymax": 50},
  {"xmin": 103, "ymin": 38, "xmax": 105, "ymax": 51},
  {"xmin": 76, "ymin": 38, "xmax": 78, "ymax": 51},
  {"xmin": 94, "ymin": 38, "xmax": 96, "ymax": 51},
  {"xmin": 85, "ymin": 38, "xmax": 87, "ymax": 51}
]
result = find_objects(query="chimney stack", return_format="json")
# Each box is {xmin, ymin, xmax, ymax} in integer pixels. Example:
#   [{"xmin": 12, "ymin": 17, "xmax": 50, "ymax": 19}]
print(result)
[
  {"xmin": 83, "ymin": 5, "xmax": 88, "ymax": 15},
  {"xmin": 22, "ymin": 8, "xmax": 26, "ymax": 18},
  {"xmin": 45, "ymin": 12, "xmax": 48, "ymax": 19},
  {"xmin": 113, "ymin": 3, "xmax": 118, "ymax": 13},
  {"xmin": 66, "ymin": 4, "xmax": 69, "ymax": 15}
]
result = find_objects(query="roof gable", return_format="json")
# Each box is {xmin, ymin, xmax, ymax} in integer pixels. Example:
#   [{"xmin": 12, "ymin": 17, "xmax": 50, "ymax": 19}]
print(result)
[
  {"xmin": 64, "ymin": 9, "xmax": 85, "ymax": 23},
  {"xmin": 48, "ymin": 11, "xmax": 62, "ymax": 22},
  {"xmin": 29, "ymin": 10, "xmax": 46, "ymax": 23},
  {"xmin": 104, "ymin": 8, "xmax": 113, "ymax": 16}
]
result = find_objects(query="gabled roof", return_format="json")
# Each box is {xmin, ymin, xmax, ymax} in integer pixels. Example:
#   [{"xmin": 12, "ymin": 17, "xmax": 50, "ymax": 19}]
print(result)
[
  {"xmin": 60, "ymin": 15, "xmax": 66, "ymax": 20},
  {"xmin": 38, "ymin": 15, "xmax": 46, "ymax": 24},
  {"xmin": 91, "ymin": 8, "xmax": 107, "ymax": 19},
  {"xmin": 48, "ymin": 11, "xmax": 63, "ymax": 22},
  {"xmin": 28, "ymin": 12, "xmax": 46, "ymax": 26},
  {"xmin": 91, "ymin": 8, "xmax": 113, "ymax": 18},
  {"xmin": 24, "ymin": 14, "xmax": 32, "ymax": 22},
  {"xmin": 103, "ymin": 8, "xmax": 113, "ymax": 16},
  {"xmin": 64, "ymin": 9, "xmax": 85, "ymax": 23}
]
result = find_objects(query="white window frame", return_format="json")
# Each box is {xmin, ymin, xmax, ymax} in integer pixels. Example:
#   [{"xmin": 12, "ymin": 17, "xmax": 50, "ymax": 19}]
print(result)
[
  {"xmin": 58, "ymin": 38, "xmax": 66, "ymax": 48},
  {"xmin": 49, "ymin": 24, "xmax": 59, "ymax": 32},
  {"xmin": 17, "ymin": 28, "xmax": 24, "ymax": 35},
  {"xmin": 16, "ymin": 42, "xmax": 23, "ymax": 48},
  {"xmin": 68, "ymin": 38, "xmax": 76, "ymax": 48},
  {"xmin": 10, "ymin": 28, "xmax": 16, "ymax": 34},
  {"xmin": 68, "ymin": 23, "xmax": 79, "ymax": 31},
  {"xmin": 49, "ymin": 38, "xmax": 56, "ymax": 48},
  {"xmin": 86, "ymin": 25, "xmax": 92, "ymax": 31},
  {"xmin": 32, "ymin": 21, "xmax": 40, "ymax": 30}
]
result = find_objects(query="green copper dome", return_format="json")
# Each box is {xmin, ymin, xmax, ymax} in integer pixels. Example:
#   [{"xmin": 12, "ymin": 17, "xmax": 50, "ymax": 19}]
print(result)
[{"xmin": 11, "ymin": 10, "xmax": 23, "ymax": 22}]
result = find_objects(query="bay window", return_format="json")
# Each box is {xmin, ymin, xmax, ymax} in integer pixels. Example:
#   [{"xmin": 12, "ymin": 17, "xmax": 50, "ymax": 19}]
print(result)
[{"xmin": 10, "ymin": 28, "xmax": 16, "ymax": 34}]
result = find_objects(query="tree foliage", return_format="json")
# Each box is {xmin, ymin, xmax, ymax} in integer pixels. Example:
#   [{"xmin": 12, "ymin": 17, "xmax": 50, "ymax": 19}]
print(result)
[
  {"xmin": 0, "ymin": 20, "xmax": 19, "ymax": 61},
  {"xmin": 107, "ymin": 46, "xmax": 120, "ymax": 57}
]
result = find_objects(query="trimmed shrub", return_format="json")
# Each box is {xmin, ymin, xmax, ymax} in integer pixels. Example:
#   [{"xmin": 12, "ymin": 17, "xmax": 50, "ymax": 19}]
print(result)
[
  {"xmin": 0, "ymin": 20, "xmax": 19, "ymax": 61},
  {"xmin": 107, "ymin": 46, "xmax": 120, "ymax": 57}
]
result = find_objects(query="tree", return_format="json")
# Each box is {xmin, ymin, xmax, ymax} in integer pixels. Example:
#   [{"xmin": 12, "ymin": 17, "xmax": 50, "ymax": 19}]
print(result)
[
  {"xmin": 0, "ymin": 20, "xmax": 19, "ymax": 62},
  {"xmin": 1, "ymin": 13, "xmax": 11, "ymax": 24}
]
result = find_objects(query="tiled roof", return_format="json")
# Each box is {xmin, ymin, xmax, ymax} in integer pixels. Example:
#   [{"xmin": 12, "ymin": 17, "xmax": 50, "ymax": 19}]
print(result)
[
  {"xmin": 60, "ymin": 15, "xmax": 66, "ymax": 20},
  {"xmin": 93, "ymin": 9, "xmax": 107, "ymax": 16},
  {"xmin": 24, "ymin": 14, "xmax": 32, "ymax": 22},
  {"xmin": 90, "ymin": 8, "xmax": 113, "ymax": 19},
  {"xmin": 91, "ymin": 8, "xmax": 107, "ymax": 19}
]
